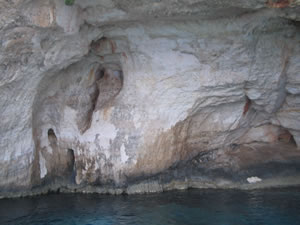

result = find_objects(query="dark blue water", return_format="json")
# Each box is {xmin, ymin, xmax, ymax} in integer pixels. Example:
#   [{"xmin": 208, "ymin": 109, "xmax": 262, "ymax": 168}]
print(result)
[{"xmin": 0, "ymin": 188, "xmax": 300, "ymax": 225}]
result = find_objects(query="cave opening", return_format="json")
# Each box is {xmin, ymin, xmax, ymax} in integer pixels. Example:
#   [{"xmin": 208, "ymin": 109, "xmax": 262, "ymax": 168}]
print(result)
[
  {"xmin": 96, "ymin": 68, "xmax": 105, "ymax": 80},
  {"xmin": 48, "ymin": 128, "xmax": 57, "ymax": 145},
  {"xmin": 278, "ymin": 129, "xmax": 297, "ymax": 146},
  {"xmin": 48, "ymin": 128, "xmax": 56, "ymax": 138}
]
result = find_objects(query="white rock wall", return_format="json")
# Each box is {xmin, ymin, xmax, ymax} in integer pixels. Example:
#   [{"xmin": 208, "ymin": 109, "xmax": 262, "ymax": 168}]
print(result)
[{"xmin": 0, "ymin": 0, "xmax": 299, "ymax": 193}]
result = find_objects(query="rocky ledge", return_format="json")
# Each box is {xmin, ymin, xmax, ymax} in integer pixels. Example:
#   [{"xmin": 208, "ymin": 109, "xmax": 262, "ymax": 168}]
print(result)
[{"xmin": 0, "ymin": 0, "xmax": 300, "ymax": 198}]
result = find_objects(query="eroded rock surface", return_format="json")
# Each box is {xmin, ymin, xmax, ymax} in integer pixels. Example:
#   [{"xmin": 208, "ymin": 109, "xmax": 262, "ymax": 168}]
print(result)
[{"xmin": 0, "ymin": 0, "xmax": 300, "ymax": 197}]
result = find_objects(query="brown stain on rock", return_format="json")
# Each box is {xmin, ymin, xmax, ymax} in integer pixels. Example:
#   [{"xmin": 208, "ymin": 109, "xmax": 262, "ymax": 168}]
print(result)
[
  {"xmin": 102, "ymin": 105, "xmax": 113, "ymax": 121},
  {"xmin": 225, "ymin": 142, "xmax": 300, "ymax": 169},
  {"xmin": 133, "ymin": 118, "xmax": 193, "ymax": 178},
  {"xmin": 88, "ymin": 68, "xmax": 95, "ymax": 84},
  {"xmin": 122, "ymin": 52, "xmax": 128, "ymax": 60},
  {"xmin": 243, "ymin": 97, "xmax": 251, "ymax": 116},
  {"xmin": 109, "ymin": 39, "xmax": 116, "ymax": 54},
  {"xmin": 90, "ymin": 37, "xmax": 116, "ymax": 55},
  {"xmin": 267, "ymin": 0, "xmax": 293, "ymax": 8},
  {"xmin": 131, "ymin": 103, "xmax": 248, "ymax": 181}
]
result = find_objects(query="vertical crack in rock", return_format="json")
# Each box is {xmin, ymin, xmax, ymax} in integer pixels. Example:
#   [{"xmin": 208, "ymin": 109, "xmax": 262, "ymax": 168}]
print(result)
[
  {"xmin": 78, "ymin": 71, "xmax": 100, "ymax": 134},
  {"xmin": 67, "ymin": 149, "xmax": 76, "ymax": 183},
  {"xmin": 243, "ymin": 96, "xmax": 252, "ymax": 116}
]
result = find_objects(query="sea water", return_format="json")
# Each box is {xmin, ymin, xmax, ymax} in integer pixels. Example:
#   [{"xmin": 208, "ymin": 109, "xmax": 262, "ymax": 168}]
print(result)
[{"xmin": 0, "ymin": 187, "xmax": 300, "ymax": 225}]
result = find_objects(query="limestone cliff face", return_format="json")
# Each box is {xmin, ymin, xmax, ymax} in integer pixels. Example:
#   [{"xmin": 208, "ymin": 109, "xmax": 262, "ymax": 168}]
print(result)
[{"xmin": 1, "ymin": 0, "xmax": 300, "ymax": 197}]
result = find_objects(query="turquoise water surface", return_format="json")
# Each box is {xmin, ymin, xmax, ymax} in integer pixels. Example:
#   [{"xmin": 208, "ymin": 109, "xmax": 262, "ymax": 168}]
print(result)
[{"xmin": 0, "ymin": 187, "xmax": 300, "ymax": 225}]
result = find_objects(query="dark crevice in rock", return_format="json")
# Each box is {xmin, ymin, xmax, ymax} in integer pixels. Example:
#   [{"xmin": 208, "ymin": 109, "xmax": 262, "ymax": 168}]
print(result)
[
  {"xmin": 96, "ymin": 67, "xmax": 105, "ymax": 80},
  {"xmin": 278, "ymin": 129, "xmax": 297, "ymax": 146},
  {"xmin": 48, "ymin": 128, "xmax": 57, "ymax": 145},
  {"xmin": 79, "ymin": 36, "xmax": 124, "ymax": 133},
  {"xmin": 67, "ymin": 149, "xmax": 76, "ymax": 183},
  {"xmin": 81, "ymin": 66, "xmax": 123, "ymax": 133},
  {"xmin": 81, "ymin": 81, "xmax": 100, "ymax": 134},
  {"xmin": 243, "ymin": 96, "xmax": 252, "ymax": 116}
]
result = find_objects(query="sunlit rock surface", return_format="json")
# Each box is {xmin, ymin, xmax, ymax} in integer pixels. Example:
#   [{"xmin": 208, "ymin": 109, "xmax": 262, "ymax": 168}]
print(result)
[{"xmin": 0, "ymin": 0, "xmax": 300, "ymax": 197}]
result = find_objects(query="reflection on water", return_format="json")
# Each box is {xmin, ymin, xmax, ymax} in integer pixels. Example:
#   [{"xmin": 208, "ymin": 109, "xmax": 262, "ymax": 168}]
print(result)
[{"xmin": 0, "ymin": 188, "xmax": 300, "ymax": 225}]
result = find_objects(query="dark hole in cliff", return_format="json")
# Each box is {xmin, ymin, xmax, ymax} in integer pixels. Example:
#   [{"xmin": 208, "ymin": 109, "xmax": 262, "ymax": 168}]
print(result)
[
  {"xmin": 67, "ymin": 149, "xmax": 76, "ymax": 182},
  {"xmin": 96, "ymin": 68, "xmax": 105, "ymax": 80},
  {"xmin": 48, "ymin": 128, "xmax": 56, "ymax": 137},
  {"xmin": 243, "ymin": 96, "xmax": 251, "ymax": 116},
  {"xmin": 67, "ymin": 149, "xmax": 75, "ymax": 169},
  {"xmin": 46, "ymin": 188, "xmax": 60, "ymax": 195},
  {"xmin": 48, "ymin": 128, "xmax": 57, "ymax": 145},
  {"xmin": 278, "ymin": 130, "xmax": 297, "ymax": 146}
]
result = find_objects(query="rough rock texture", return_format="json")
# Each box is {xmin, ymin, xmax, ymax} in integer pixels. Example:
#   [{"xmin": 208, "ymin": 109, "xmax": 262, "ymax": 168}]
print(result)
[{"xmin": 0, "ymin": 0, "xmax": 300, "ymax": 197}]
